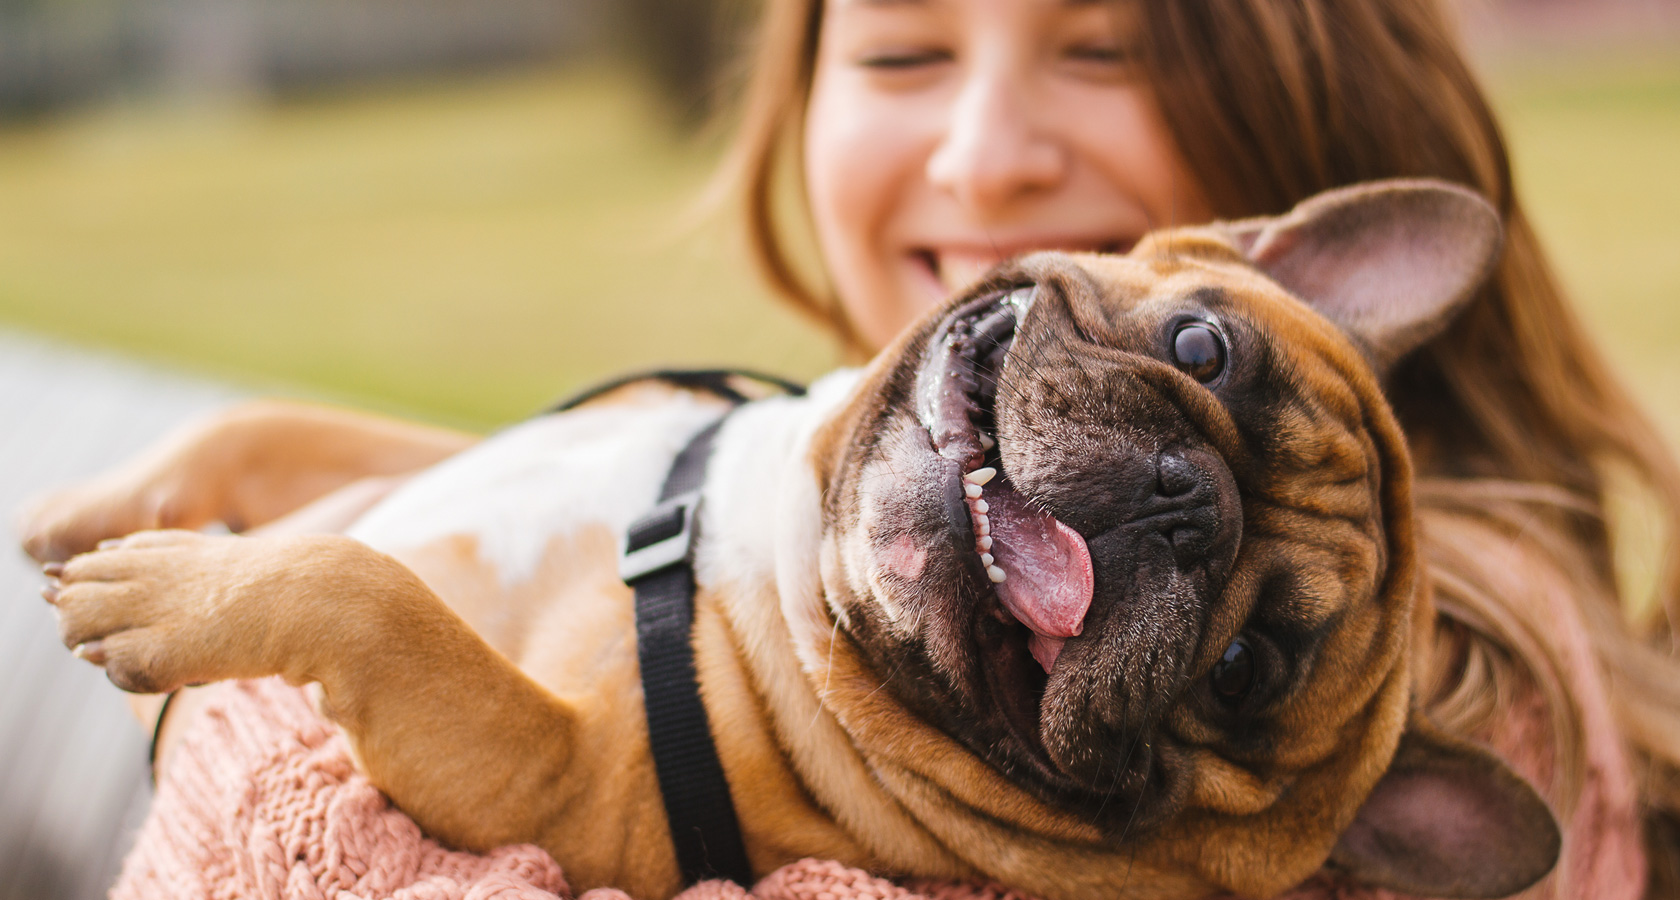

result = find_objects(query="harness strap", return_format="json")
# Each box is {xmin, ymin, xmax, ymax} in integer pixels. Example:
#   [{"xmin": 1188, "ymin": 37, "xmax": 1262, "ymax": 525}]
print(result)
[
  {"xmin": 609, "ymin": 369, "xmax": 802, "ymax": 887},
  {"xmin": 549, "ymin": 367, "xmax": 805, "ymax": 414},
  {"xmin": 622, "ymin": 417, "xmax": 752, "ymax": 887}
]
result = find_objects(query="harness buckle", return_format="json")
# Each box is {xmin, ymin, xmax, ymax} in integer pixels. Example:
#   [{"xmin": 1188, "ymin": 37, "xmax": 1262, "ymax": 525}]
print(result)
[{"xmin": 620, "ymin": 490, "xmax": 702, "ymax": 584}]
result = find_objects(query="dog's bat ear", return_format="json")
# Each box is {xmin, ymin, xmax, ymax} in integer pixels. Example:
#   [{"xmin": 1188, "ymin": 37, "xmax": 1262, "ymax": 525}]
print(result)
[
  {"xmin": 1329, "ymin": 715, "xmax": 1561, "ymax": 898},
  {"xmin": 1218, "ymin": 178, "xmax": 1504, "ymax": 373}
]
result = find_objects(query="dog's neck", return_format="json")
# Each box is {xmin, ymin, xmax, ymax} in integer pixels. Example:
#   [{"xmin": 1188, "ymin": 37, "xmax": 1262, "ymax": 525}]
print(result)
[
  {"xmin": 694, "ymin": 369, "xmax": 859, "ymax": 602},
  {"xmin": 692, "ymin": 370, "xmax": 988, "ymax": 878}
]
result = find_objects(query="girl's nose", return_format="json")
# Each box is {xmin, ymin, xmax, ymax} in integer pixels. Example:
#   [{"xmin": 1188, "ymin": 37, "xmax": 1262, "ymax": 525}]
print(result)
[{"xmin": 926, "ymin": 73, "xmax": 1066, "ymax": 216}]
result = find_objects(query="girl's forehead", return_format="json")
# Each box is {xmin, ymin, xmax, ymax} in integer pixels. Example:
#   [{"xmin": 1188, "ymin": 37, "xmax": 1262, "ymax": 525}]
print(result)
[
  {"xmin": 829, "ymin": 0, "xmax": 1111, "ymax": 6},
  {"xmin": 819, "ymin": 0, "xmax": 1140, "ymax": 49},
  {"xmin": 825, "ymin": 0, "xmax": 1125, "ymax": 16}
]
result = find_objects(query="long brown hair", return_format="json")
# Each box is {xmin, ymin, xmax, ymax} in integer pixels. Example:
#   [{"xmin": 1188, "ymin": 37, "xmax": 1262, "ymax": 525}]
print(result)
[{"xmin": 721, "ymin": 0, "xmax": 1680, "ymax": 893}]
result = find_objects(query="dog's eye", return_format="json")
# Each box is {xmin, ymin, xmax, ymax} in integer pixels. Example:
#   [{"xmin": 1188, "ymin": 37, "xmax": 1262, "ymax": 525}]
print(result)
[
  {"xmin": 1172, "ymin": 323, "xmax": 1225, "ymax": 383},
  {"xmin": 1211, "ymin": 637, "xmax": 1255, "ymax": 702}
]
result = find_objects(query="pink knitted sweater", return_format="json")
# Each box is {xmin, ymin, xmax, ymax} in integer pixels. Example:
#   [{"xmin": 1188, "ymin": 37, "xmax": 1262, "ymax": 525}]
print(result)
[{"xmin": 113, "ymin": 650, "xmax": 1644, "ymax": 900}]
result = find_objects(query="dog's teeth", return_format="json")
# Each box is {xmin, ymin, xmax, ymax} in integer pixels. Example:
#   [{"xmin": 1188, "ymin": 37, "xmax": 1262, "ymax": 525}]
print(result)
[
  {"xmin": 976, "ymin": 515, "xmax": 991, "ymax": 536},
  {"xmin": 975, "ymin": 499, "xmax": 989, "ymax": 514},
  {"xmin": 964, "ymin": 483, "xmax": 983, "ymax": 499},
  {"xmin": 980, "ymin": 552, "xmax": 994, "ymax": 566},
  {"xmin": 964, "ymin": 467, "xmax": 997, "ymax": 486},
  {"xmin": 979, "ymin": 433, "xmax": 996, "ymax": 450},
  {"xmin": 987, "ymin": 565, "xmax": 1007, "ymax": 583},
  {"xmin": 979, "ymin": 535, "xmax": 993, "ymax": 551}
]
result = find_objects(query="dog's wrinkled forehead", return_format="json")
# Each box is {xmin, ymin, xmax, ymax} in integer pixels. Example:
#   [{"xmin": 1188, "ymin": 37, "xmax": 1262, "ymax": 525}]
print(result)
[
  {"xmin": 998, "ymin": 239, "xmax": 1389, "ymax": 481},
  {"xmin": 1002, "ymin": 242, "xmax": 1400, "ymax": 609}
]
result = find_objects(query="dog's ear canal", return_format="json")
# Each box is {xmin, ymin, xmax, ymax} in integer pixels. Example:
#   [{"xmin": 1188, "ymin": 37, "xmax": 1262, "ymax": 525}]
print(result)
[
  {"xmin": 1219, "ymin": 178, "xmax": 1505, "ymax": 373},
  {"xmin": 1329, "ymin": 717, "xmax": 1562, "ymax": 898}
]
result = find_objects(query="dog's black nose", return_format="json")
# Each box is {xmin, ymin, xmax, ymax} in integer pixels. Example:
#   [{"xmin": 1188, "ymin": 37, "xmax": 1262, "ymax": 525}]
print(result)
[{"xmin": 1148, "ymin": 451, "xmax": 1230, "ymax": 566}]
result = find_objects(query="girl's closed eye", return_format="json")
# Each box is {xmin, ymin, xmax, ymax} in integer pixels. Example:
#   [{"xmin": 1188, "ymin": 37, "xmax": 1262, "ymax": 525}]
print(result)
[
  {"xmin": 1054, "ymin": 4, "xmax": 1141, "ymax": 79},
  {"xmin": 1056, "ymin": 43, "xmax": 1137, "ymax": 82},
  {"xmin": 856, "ymin": 47, "xmax": 953, "ymax": 70}
]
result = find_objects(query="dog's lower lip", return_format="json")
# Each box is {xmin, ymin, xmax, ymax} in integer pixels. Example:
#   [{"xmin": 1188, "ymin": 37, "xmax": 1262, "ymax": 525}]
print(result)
[{"xmin": 977, "ymin": 614, "xmax": 1053, "ymax": 760}]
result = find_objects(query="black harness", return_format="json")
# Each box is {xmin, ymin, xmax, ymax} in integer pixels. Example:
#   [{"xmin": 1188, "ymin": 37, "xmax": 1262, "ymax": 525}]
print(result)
[{"xmin": 553, "ymin": 369, "xmax": 805, "ymax": 887}]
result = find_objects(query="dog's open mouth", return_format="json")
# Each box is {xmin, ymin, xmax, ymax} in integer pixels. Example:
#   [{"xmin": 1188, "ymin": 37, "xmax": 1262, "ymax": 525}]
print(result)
[{"xmin": 915, "ymin": 288, "xmax": 1097, "ymax": 743}]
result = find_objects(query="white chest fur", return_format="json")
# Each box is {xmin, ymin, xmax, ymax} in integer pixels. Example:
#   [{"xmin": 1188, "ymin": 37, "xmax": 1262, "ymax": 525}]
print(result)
[
  {"xmin": 350, "ymin": 392, "xmax": 721, "ymax": 587},
  {"xmin": 347, "ymin": 372, "xmax": 859, "ymax": 594}
]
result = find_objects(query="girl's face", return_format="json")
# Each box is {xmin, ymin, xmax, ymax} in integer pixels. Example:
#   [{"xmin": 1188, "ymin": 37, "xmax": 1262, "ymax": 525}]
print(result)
[{"xmin": 804, "ymin": 0, "xmax": 1212, "ymax": 351}]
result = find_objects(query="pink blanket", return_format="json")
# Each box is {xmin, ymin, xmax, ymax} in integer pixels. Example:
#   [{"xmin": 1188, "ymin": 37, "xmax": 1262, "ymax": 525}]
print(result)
[{"xmin": 112, "ymin": 675, "xmax": 1641, "ymax": 900}]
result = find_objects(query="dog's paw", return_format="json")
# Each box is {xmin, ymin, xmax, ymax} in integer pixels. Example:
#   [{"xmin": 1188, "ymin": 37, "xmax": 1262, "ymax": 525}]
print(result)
[{"xmin": 42, "ymin": 530, "xmax": 269, "ymax": 693}]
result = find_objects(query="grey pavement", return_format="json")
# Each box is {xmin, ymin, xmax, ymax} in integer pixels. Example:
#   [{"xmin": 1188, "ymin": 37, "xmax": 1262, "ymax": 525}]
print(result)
[{"xmin": 0, "ymin": 330, "xmax": 240, "ymax": 900}]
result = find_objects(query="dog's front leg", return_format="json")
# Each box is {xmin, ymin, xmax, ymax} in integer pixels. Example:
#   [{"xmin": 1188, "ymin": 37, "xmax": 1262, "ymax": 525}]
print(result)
[{"xmin": 44, "ymin": 529, "xmax": 580, "ymax": 853}]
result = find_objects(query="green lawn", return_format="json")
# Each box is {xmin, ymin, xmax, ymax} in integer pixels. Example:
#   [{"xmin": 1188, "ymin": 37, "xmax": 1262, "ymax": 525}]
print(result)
[
  {"xmin": 0, "ymin": 67, "xmax": 834, "ymax": 429},
  {"xmin": 1492, "ymin": 57, "xmax": 1680, "ymax": 446},
  {"xmin": 0, "ymin": 60, "xmax": 1674, "ymax": 440}
]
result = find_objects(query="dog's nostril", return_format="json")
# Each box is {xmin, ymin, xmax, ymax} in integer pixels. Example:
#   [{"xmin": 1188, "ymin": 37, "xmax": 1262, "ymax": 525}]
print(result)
[
  {"xmin": 1148, "ymin": 453, "xmax": 1222, "ymax": 564},
  {"xmin": 1156, "ymin": 453, "xmax": 1199, "ymax": 497}
]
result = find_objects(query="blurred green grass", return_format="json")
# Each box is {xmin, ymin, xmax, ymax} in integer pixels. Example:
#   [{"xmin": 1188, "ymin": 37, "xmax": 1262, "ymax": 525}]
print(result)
[
  {"xmin": 0, "ymin": 67, "xmax": 834, "ymax": 429},
  {"xmin": 1492, "ymin": 56, "xmax": 1680, "ymax": 447},
  {"xmin": 0, "ymin": 60, "xmax": 1674, "ymax": 440}
]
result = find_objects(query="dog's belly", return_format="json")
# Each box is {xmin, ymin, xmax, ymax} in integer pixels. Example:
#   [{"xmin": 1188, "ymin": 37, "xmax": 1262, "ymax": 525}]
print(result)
[
  {"xmin": 327, "ymin": 389, "xmax": 747, "ymax": 890},
  {"xmin": 346, "ymin": 387, "xmax": 728, "ymax": 684}
]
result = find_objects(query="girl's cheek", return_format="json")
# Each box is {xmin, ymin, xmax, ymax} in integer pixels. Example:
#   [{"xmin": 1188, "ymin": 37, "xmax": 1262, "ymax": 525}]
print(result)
[
  {"xmin": 808, "ymin": 81, "xmax": 915, "ymax": 225},
  {"xmin": 806, "ymin": 75, "xmax": 927, "ymax": 281},
  {"xmin": 805, "ymin": 81, "xmax": 934, "ymax": 350}
]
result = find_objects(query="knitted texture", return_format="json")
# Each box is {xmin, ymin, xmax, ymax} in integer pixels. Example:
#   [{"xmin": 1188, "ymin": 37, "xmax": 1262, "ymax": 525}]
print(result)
[{"xmin": 112, "ymin": 672, "xmax": 1641, "ymax": 900}]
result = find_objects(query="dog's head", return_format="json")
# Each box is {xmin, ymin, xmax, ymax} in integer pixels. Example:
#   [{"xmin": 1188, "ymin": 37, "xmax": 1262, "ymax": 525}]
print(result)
[{"xmin": 809, "ymin": 181, "xmax": 1559, "ymax": 898}]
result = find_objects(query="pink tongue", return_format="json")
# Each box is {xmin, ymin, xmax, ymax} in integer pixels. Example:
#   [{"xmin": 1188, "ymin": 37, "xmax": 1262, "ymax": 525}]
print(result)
[{"xmin": 984, "ymin": 485, "xmax": 1095, "ymax": 673}]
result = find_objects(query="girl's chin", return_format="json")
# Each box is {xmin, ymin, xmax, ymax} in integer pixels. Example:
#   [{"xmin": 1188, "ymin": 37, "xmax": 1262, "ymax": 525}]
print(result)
[{"xmin": 843, "ymin": 260, "xmax": 966, "ymax": 350}]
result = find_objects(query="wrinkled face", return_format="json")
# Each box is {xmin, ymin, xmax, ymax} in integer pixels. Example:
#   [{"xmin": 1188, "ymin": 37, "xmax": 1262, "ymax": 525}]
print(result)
[{"xmin": 818, "ymin": 240, "xmax": 1410, "ymax": 837}]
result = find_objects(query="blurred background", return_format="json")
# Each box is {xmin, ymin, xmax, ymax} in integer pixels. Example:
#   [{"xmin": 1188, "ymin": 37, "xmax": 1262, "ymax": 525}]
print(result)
[
  {"xmin": 0, "ymin": 0, "xmax": 1675, "ymax": 428},
  {"xmin": 0, "ymin": 1, "xmax": 1675, "ymax": 898}
]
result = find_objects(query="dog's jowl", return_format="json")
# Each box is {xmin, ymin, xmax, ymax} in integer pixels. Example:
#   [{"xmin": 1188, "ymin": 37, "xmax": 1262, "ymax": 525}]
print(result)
[{"xmin": 33, "ymin": 180, "xmax": 1560, "ymax": 900}]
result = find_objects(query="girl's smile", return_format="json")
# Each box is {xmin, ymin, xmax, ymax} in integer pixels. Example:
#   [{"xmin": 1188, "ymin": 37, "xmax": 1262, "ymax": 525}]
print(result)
[{"xmin": 804, "ymin": 0, "xmax": 1211, "ymax": 350}]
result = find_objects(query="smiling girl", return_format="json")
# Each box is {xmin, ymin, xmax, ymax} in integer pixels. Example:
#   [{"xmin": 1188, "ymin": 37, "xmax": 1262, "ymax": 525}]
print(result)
[
  {"xmin": 25, "ymin": 0, "xmax": 1680, "ymax": 897},
  {"xmin": 725, "ymin": 2, "xmax": 1680, "ymax": 895}
]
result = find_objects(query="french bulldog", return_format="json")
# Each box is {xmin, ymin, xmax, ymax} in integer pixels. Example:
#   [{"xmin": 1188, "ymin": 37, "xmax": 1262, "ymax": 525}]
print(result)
[{"xmin": 27, "ymin": 179, "xmax": 1560, "ymax": 900}]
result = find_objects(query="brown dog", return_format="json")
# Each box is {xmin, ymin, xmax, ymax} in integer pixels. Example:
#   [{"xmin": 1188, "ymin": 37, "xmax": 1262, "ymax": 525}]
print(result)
[{"xmin": 25, "ymin": 180, "xmax": 1560, "ymax": 900}]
